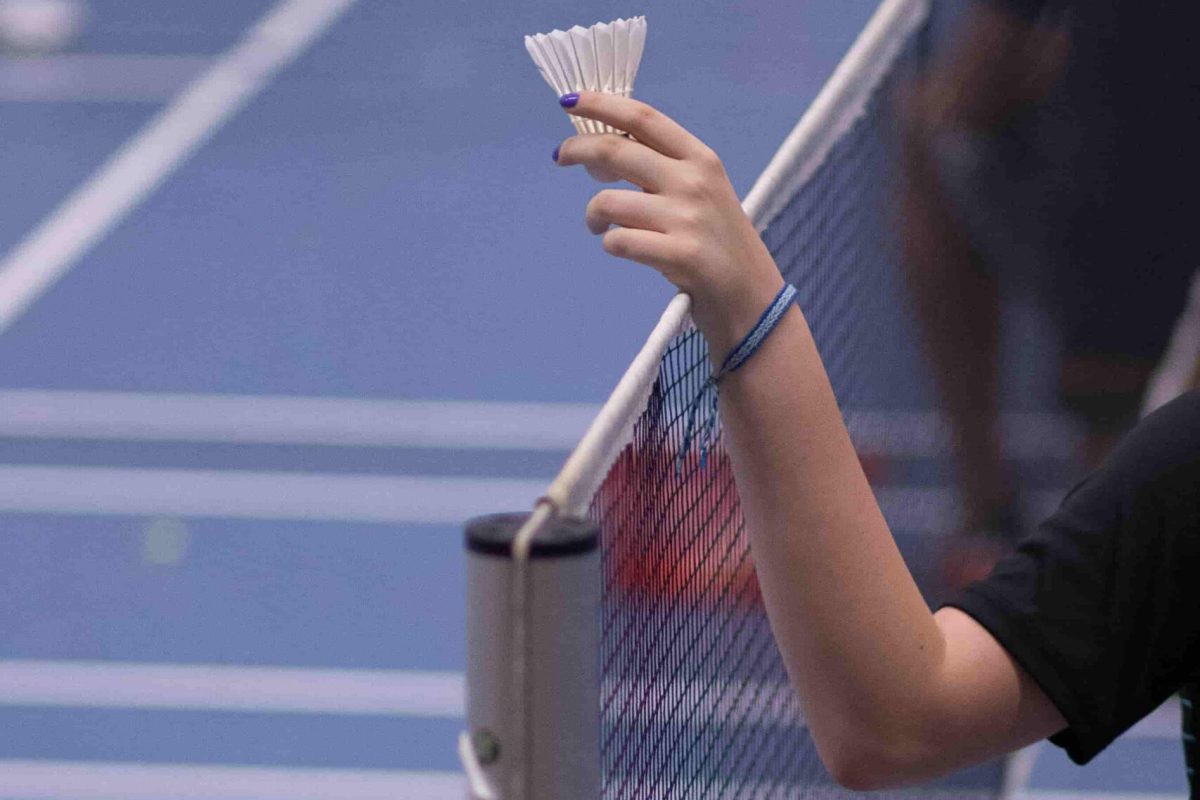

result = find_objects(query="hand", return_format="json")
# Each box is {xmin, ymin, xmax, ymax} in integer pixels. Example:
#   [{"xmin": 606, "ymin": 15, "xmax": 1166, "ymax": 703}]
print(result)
[{"xmin": 553, "ymin": 91, "xmax": 784, "ymax": 360}]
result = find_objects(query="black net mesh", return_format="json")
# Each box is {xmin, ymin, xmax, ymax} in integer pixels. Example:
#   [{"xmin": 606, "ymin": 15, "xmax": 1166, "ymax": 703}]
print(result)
[{"xmin": 586, "ymin": 15, "xmax": 1009, "ymax": 800}]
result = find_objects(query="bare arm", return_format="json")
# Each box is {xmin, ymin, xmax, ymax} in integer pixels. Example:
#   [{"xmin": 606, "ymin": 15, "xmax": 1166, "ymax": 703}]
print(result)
[
  {"xmin": 718, "ymin": 303, "xmax": 1066, "ymax": 788},
  {"xmin": 555, "ymin": 91, "xmax": 1066, "ymax": 790}
]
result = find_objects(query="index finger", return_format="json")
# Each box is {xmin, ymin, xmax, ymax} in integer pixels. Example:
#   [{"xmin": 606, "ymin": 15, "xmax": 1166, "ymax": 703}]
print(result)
[{"xmin": 562, "ymin": 91, "xmax": 707, "ymax": 161}]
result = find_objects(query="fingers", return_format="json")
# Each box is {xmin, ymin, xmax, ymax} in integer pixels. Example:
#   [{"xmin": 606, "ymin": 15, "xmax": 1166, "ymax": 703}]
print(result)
[
  {"xmin": 556, "ymin": 133, "xmax": 671, "ymax": 193},
  {"xmin": 550, "ymin": 92, "xmax": 735, "ymax": 290},
  {"xmin": 563, "ymin": 91, "xmax": 707, "ymax": 161},
  {"xmin": 601, "ymin": 227, "xmax": 691, "ymax": 280},
  {"xmin": 585, "ymin": 189, "xmax": 677, "ymax": 235}
]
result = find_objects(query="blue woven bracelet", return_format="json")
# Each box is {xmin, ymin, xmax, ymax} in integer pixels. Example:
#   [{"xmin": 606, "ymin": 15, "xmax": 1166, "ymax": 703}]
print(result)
[{"xmin": 676, "ymin": 282, "xmax": 798, "ymax": 472}]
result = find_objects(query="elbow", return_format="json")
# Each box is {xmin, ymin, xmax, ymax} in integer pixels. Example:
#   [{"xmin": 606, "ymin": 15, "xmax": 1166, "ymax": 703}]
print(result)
[
  {"xmin": 828, "ymin": 756, "xmax": 895, "ymax": 792},
  {"xmin": 820, "ymin": 729, "xmax": 933, "ymax": 792},
  {"xmin": 824, "ymin": 744, "xmax": 893, "ymax": 792}
]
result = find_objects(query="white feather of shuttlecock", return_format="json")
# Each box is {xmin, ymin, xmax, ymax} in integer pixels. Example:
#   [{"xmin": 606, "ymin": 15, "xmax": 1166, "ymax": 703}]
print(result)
[{"xmin": 524, "ymin": 16, "xmax": 646, "ymax": 136}]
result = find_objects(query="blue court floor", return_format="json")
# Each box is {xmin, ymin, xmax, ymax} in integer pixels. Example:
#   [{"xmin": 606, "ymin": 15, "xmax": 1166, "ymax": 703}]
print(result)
[{"xmin": 0, "ymin": 1, "xmax": 1187, "ymax": 798}]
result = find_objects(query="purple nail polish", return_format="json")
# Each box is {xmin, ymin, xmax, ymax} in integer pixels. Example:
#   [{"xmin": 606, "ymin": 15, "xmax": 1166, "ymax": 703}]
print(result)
[
  {"xmin": 552, "ymin": 144, "xmax": 560, "ymax": 162},
  {"xmin": 559, "ymin": 92, "xmax": 579, "ymax": 108}
]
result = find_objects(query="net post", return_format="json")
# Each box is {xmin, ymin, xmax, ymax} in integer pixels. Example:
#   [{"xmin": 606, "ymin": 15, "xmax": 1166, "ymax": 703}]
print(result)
[{"xmin": 461, "ymin": 511, "xmax": 601, "ymax": 800}]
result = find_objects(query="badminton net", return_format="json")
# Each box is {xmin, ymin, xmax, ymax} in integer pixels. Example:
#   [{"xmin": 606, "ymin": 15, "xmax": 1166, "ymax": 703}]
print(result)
[{"xmin": 465, "ymin": 0, "xmax": 1022, "ymax": 797}]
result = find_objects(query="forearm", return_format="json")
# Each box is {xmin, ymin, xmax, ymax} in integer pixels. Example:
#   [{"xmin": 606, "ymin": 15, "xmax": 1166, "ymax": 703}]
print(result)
[
  {"xmin": 712, "ymin": 284, "xmax": 946, "ymax": 784},
  {"xmin": 552, "ymin": 89, "xmax": 1063, "ymax": 789}
]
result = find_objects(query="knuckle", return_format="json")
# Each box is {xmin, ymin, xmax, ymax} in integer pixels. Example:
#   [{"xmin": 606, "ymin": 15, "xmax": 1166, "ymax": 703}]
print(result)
[
  {"xmin": 632, "ymin": 103, "xmax": 655, "ymax": 128},
  {"xmin": 677, "ymin": 239, "xmax": 704, "ymax": 266},
  {"xmin": 597, "ymin": 135, "xmax": 621, "ymax": 161},
  {"xmin": 697, "ymin": 146, "xmax": 723, "ymax": 170},
  {"xmin": 677, "ymin": 170, "xmax": 706, "ymax": 198},
  {"xmin": 678, "ymin": 205, "xmax": 703, "ymax": 229}
]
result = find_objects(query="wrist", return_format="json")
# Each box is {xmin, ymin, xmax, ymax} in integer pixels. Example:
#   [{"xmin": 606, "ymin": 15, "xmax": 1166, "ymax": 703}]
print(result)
[
  {"xmin": 674, "ymin": 274, "xmax": 795, "ymax": 472},
  {"xmin": 690, "ymin": 267, "xmax": 786, "ymax": 368}
]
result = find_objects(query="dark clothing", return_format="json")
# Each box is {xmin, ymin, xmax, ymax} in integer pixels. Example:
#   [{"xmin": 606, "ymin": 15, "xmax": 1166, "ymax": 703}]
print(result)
[
  {"xmin": 943, "ymin": 392, "xmax": 1200, "ymax": 776},
  {"xmin": 943, "ymin": 0, "xmax": 1200, "ymax": 429}
]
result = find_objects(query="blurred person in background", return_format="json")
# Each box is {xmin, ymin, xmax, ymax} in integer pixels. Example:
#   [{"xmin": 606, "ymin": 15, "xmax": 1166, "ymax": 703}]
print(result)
[{"xmin": 899, "ymin": 0, "xmax": 1200, "ymax": 589}]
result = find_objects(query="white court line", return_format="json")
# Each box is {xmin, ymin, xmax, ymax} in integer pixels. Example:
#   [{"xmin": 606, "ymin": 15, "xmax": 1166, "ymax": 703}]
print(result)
[
  {"xmin": 0, "ymin": 465, "xmax": 545, "ymax": 523},
  {"xmin": 0, "ymin": 660, "xmax": 800, "ymax": 728},
  {"xmin": 0, "ymin": 658, "xmax": 1179, "ymax": 737},
  {"xmin": 1126, "ymin": 697, "xmax": 1182, "ymax": 740},
  {"xmin": 1001, "ymin": 743, "xmax": 1045, "ymax": 800},
  {"xmin": 0, "ymin": 389, "xmax": 1075, "ymax": 458},
  {"xmin": 0, "ymin": 390, "xmax": 599, "ymax": 450},
  {"xmin": 0, "ymin": 463, "xmax": 1057, "ymax": 531},
  {"xmin": 1012, "ymin": 793, "xmax": 1187, "ymax": 800},
  {"xmin": 0, "ymin": 761, "xmax": 462, "ymax": 800},
  {"xmin": 0, "ymin": 462, "xmax": 1047, "ymax": 530},
  {"xmin": 845, "ymin": 409, "xmax": 1078, "ymax": 461},
  {"xmin": 0, "ymin": 54, "xmax": 209, "ymax": 102},
  {"xmin": 0, "ymin": 662, "xmax": 796, "ymax": 729},
  {"xmin": 0, "ymin": 0, "xmax": 358, "ymax": 333},
  {"xmin": 874, "ymin": 486, "xmax": 1065, "ymax": 534},
  {"xmin": 0, "ymin": 660, "xmax": 462, "ymax": 718}
]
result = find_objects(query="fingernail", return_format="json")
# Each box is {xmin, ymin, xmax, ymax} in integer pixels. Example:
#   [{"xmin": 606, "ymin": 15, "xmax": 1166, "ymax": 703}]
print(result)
[
  {"xmin": 552, "ymin": 144, "xmax": 560, "ymax": 162},
  {"xmin": 559, "ymin": 92, "xmax": 579, "ymax": 108}
]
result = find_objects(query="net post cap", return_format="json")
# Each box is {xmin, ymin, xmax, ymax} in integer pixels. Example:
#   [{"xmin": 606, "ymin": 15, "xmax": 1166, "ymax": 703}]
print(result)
[{"xmin": 464, "ymin": 512, "xmax": 599, "ymax": 559}]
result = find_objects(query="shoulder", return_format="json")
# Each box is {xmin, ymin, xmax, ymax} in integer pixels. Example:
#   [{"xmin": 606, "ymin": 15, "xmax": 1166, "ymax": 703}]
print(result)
[
  {"xmin": 1099, "ymin": 391, "xmax": 1200, "ymax": 502},
  {"xmin": 941, "ymin": 391, "xmax": 1200, "ymax": 765},
  {"xmin": 1046, "ymin": 391, "xmax": 1199, "ymax": 554},
  {"xmin": 1134, "ymin": 390, "xmax": 1200, "ymax": 440}
]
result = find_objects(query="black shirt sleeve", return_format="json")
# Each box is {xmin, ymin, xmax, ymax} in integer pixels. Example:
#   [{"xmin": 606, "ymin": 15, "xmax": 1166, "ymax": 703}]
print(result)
[
  {"xmin": 984, "ymin": 0, "xmax": 1053, "ymax": 22},
  {"xmin": 942, "ymin": 391, "xmax": 1200, "ymax": 764}
]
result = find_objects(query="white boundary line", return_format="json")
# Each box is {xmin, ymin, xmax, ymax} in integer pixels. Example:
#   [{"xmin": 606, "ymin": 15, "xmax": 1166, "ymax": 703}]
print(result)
[
  {"xmin": 1001, "ymin": 743, "xmax": 1045, "ymax": 800},
  {"xmin": 0, "ymin": 660, "xmax": 795, "ymax": 727},
  {"xmin": 546, "ymin": 294, "xmax": 690, "ymax": 515},
  {"xmin": 0, "ymin": 54, "xmax": 210, "ymax": 102},
  {"xmin": 0, "ymin": 463, "xmax": 1056, "ymax": 531},
  {"xmin": 0, "ymin": 390, "xmax": 599, "ymax": 450},
  {"xmin": 0, "ymin": 0, "xmax": 358, "ymax": 333},
  {"xmin": 0, "ymin": 463, "xmax": 1066, "ymax": 530},
  {"xmin": 0, "ymin": 465, "xmax": 545, "ymax": 523},
  {"xmin": 0, "ymin": 761, "xmax": 463, "ymax": 800},
  {"xmin": 873, "ymin": 486, "xmax": 1065, "ymax": 533},
  {"xmin": 0, "ymin": 389, "xmax": 1075, "ymax": 457},
  {"xmin": 845, "ymin": 409, "xmax": 1078, "ymax": 460},
  {"xmin": 0, "ymin": 660, "xmax": 462, "ymax": 718},
  {"xmin": 0, "ymin": 659, "xmax": 1177, "ymax": 738},
  {"xmin": 1012, "ymin": 793, "xmax": 1186, "ymax": 800}
]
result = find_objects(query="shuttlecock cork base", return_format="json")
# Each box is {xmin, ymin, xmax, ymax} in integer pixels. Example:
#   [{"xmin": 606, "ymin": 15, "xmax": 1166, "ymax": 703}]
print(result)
[{"xmin": 524, "ymin": 16, "xmax": 646, "ymax": 136}]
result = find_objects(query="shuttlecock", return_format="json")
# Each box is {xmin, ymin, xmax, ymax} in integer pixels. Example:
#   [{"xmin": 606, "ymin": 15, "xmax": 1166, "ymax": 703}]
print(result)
[{"xmin": 524, "ymin": 16, "xmax": 646, "ymax": 136}]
